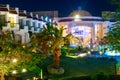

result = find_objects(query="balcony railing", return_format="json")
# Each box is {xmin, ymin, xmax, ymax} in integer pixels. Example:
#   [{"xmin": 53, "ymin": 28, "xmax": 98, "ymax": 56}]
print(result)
[{"xmin": 10, "ymin": 23, "xmax": 18, "ymax": 28}]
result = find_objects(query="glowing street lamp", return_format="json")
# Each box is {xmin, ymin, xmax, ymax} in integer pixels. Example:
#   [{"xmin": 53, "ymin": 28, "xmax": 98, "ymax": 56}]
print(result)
[
  {"xmin": 87, "ymin": 51, "xmax": 91, "ymax": 54},
  {"xmin": 12, "ymin": 70, "xmax": 17, "ymax": 74},
  {"xmin": 22, "ymin": 68, "xmax": 27, "ymax": 73},
  {"xmin": 12, "ymin": 59, "xmax": 17, "ymax": 63},
  {"xmin": 99, "ymin": 51, "xmax": 102, "ymax": 55}
]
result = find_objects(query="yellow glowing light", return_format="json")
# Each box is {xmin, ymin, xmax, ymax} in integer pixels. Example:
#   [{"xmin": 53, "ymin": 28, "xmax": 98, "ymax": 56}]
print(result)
[
  {"xmin": 74, "ymin": 14, "xmax": 81, "ymax": 21},
  {"xmin": 87, "ymin": 51, "xmax": 91, "ymax": 54},
  {"xmin": 12, "ymin": 70, "xmax": 17, "ymax": 74},
  {"xmin": 33, "ymin": 77, "xmax": 38, "ymax": 80},
  {"xmin": 74, "ymin": 14, "xmax": 80, "ymax": 18},
  {"xmin": 32, "ymin": 49, "xmax": 36, "ymax": 53},
  {"xmin": 22, "ymin": 45, "xmax": 26, "ymax": 48},
  {"xmin": 12, "ymin": 59, "xmax": 17, "ymax": 63},
  {"xmin": 22, "ymin": 68, "xmax": 27, "ymax": 73},
  {"xmin": 99, "ymin": 51, "xmax": 102, "ymax": 54},
  {"xmin": 78, "ymin": 53, "xmax": 87, "ymax": 57}
]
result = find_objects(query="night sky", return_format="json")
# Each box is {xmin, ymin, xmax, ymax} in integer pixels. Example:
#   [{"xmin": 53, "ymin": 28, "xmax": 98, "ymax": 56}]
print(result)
[{"xmin": 0, "ymin": 0, "xmax": 117, "ymax": 17}]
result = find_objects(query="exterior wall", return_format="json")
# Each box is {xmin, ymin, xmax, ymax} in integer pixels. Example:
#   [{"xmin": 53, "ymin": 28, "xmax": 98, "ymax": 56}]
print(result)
[
  {"xmin": 32, "ymin": 11, "xmax": 58, "ymax": 18},
  {"xmin": 0, "ymin": 4, "xmax": 45, "ymax": 44},
  {"xmin": 56, "ymin": 17, "xmax": 109, "ymax": 48},
  {"xmin": 0, "ymin": 11, "xmax": 9, "ymax": 28},
  {"xmin": 8, "ymin": 13, "xmax": 19, "ymax": 31}
]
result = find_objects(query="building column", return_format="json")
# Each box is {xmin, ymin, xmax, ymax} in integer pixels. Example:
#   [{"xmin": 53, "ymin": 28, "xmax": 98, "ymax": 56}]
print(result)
[{"xmin": 90, "ymin": 23, "xmax": 96, "ymax": 48}]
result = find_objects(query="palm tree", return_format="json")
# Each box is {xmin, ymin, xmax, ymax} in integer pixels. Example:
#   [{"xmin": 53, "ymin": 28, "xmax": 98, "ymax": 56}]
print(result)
[
  {"xmin": 64, "ymin": 33, "xmax": 84, "ymax": 48},
  {"xmin": 31, "ymin": 23, "xmax": 83, "ymax": 74},
  {"xmin": 30, "ymin": 23, "xmax": 64, "ymax": 68}
]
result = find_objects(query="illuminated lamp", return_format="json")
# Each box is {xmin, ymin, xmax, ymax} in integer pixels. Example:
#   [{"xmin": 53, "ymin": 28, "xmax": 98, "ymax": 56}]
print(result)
[
  {"xmin": 87, "ymin": 51, "xmax": 91, "ymax": 54},
  {"xmin": 45, "ymin": 16, "xmax": 49, "ymax": 22},
  {"xmin": 74, "ymin": 14, "xmax": 81, "ymax": 21},
  {"xmin": 22, "ymin": 68, "xmax": 27, "ymax": 73},
  {"xmin": 12, "ymin": 70, "xmax": 17, "ymax": 74},
  {"xmin": 12, "ymin": 59, "xmax": 17, "ymax": 63}
]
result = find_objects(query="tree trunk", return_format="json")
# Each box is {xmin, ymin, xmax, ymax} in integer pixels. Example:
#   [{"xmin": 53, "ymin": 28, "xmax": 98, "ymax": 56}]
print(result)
[
  {"xmin": 53, "ymin": 47, "xmax": 60, "ymax": 69},
  {"xmin": 42, "ymin": 42, "xmax": 48, "ymax": 55},
  {"xmin": 0, "ymin": 71, "xmax": 5, "ymax": 80}
]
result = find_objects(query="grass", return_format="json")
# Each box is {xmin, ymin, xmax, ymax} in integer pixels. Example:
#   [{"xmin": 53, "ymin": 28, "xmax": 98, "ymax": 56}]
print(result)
[{"xmin": 41, "ymin": 55, "xmax": 116, "ymax": 80}]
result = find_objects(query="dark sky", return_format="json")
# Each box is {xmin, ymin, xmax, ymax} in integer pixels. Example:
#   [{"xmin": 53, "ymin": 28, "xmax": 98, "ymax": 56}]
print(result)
[{"xmin": 0, "ymin": 0, "xmax": 117, "ymax": 17}]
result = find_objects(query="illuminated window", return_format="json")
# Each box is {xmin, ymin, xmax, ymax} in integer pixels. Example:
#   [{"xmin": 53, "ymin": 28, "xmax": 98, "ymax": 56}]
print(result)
[{"xmin": 9, "ymin": 17, "xmax": 16, "ymax": 28}]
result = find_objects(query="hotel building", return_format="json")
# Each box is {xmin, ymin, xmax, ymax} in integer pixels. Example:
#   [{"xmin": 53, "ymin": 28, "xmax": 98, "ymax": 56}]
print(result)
[
  {"xmin": 0, "ymin": 4, "xmax": 113, "ymax": 48},
  {"xmin": 0, "ymin": 4, "xmax": 45, "ymax": 44},
  {"xmin": 54, "ymin": 10, "xmax": 111, "ymax": 47}
]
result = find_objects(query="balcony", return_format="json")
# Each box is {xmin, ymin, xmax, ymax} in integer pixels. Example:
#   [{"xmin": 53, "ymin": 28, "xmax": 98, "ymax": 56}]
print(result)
[{"xmin": 10, "ymin": 23, "xmax": 18, "ymax": 28}]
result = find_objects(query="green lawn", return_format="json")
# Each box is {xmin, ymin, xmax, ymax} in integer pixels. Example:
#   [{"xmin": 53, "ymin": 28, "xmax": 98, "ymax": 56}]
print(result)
[{"xmin": 42, "ymin": 55, "xmax": 116, "ymax": 80}]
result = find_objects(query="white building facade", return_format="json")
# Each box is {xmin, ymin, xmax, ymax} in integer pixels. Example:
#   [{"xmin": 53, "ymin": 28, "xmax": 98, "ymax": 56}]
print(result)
[{"xmin": 0, "ymin": 4, "xmax": 45, "ymax": 44}]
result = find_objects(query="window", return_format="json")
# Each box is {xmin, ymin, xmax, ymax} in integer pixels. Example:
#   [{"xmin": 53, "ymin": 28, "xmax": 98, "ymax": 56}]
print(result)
[
  {"xmin": 9, "ymin": 17, "xmax": 16, "ymax": 28},
  {"xmin": 0, "ymin": 15, "xmax": 7, "ymax": 26},
  {"xmin": 19, "ymin": 19, "xmax": 24, "ymax": 29},
  {"xmin": 38, "ymin": 23, "xmax": 41, "ymax": 28},
  {"xmin": 33, "ymin": 22, "xmax": 35, "ymax": 27},
  {"xmin": 34, "ymin": 27, "xmax": 37, "ymax": 31},
  {"xmin": 26, "ymin": 20, "xmax": 30, "ymax": 26}
]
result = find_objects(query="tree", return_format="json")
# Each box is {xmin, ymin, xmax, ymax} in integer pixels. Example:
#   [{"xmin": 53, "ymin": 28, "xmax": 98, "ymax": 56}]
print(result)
[
  {"xmin": 64, "ymin": 33, "xmax": 84, "ymax": 48},
  {"xmin": 0, "ymin": 31, "xmax": 18, "ymax": 80},
  {"xmin": 30, "ymin": 23, "xmax": 83, "ymax": 74},
  {"xmin": 101, "ymin": 0, "xmax": 120, "ymax": 52},
  {"xmin": 103, "ymin": 21, "xmax": 120, "ymax": 51},
  {"xmin": 31, "ymin": 23, "xmax": 64, "ymax": 74},
  {"xmin": 0, "ymin": 30, "xmax": 42, "ymax": 80}
]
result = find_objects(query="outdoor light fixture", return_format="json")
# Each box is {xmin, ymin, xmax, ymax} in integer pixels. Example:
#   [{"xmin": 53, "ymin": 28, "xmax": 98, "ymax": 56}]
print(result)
[
  {"xmin": 99, "ymin": 51, "xmax": 102, "ymax": 54},
  {"xmin": 12, "ymin": 70, "xmax": 17, "ymax": 74},
  {"xmin": 107, "ymin": 48, "xmax": 110, "ymax": 51},
  {"xmin": 74, "ymin": 14, "xmax": 80, "ymax": 19},
  {"xmin": 78, "ymin": 53, "xmax": 87, "ymax": 57},
  {"xmin": 22, "ymin": 68, "xmax": 27, "ymax": 73},
  {"xmin": 91, "ymin": 49, "xmax": 93, "ymax": 51},
  {"xmin": 49, "ymin": 19, "xmax": 52, "ymax": 22},
  {"xmin": 74, "ymin": 14, "xmax": 80, "ymax": 21},
  {"xmin": 87, "ymin": 51, "xmax": 91, "ymax": 54},
  {"xmin": 12, "ymin": 59, "xmax": 17, "ymax": 63},
  {"xmin": 45, "ymin": 16, "xmax": 49, "ymax": 22},
  {"xmin": 33, "ymin": 77, "xmax": 38, "ymax": 80},
  {"xmin": 22, "ymin": 45, "xmax": 26, "ymax": 48}
]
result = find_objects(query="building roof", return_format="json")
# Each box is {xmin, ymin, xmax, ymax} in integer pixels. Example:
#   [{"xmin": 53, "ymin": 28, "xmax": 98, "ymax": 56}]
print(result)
[
  {"xmin": 38, "ymin": 18, "xmax": 43, "ymax": 21},
  {"xmin": 33, "ymin": 17, "xmax": 38, "ymax": 20},
  {"xmin": 69, "ymin": 10, "xmax": 92, "ymax": 17},
  {"xmin": 19, "ymin": 13, "xmax": 26, "ymax": 17},
  {"xmin": 27, "ymin": 15, "xmax": 32, "ymax": 18},
  {"xmin": 58, "ymin": 17, "xmax": 104, "ymax": 22},
  {"xmin": 32, "ymin": 11, "xmax": 58, "ymax": 18},
  {"xmin": 9, "ymin": 11, "xmax": 17, "ymax": 14},
  {"xmin": 0, "ymin": 7, "xmax": 8, "ymax": 11}
]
